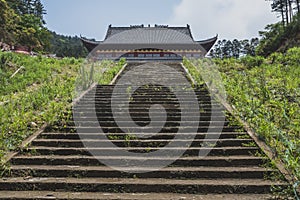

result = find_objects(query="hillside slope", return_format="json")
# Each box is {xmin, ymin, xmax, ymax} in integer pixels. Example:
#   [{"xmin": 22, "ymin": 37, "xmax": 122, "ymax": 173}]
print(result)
[{"xmin": 185, "ymin": 47, "xmax": 300, "ymax": 197}]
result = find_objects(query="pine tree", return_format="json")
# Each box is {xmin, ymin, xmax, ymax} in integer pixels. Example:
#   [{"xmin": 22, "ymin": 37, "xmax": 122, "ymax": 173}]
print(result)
[
  {"xmin": 232, "ymin": 39, "xmax": 242, "ymax": 58},
  {"xmin": 0, "ymin": 0, "xmax": 20, "ymax": 44},
  {"xmin": 293, "ymin": 0, "xmax": 300, "ymax": 13},
  {"xmin": 268, "ymin": 0, "xmax": 299, "ymax": 25},
  {"xmin": 6, "ymin": 0, "xmax": 46, "ymax": 22},
  {"xmin": 32, "ymin": 0, "xmax": 46, "ymax": 24}
]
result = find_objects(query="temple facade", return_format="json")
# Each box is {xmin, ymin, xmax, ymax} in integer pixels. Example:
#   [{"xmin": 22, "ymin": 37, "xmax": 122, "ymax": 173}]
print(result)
[{"xmin": 81, "ymin": 24, "xmax": 217, "ymax": 61}]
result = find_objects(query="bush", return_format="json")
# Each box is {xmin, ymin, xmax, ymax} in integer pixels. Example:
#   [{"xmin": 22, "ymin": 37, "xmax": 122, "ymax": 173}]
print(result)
[{"xmin": 240, "ymin": 56, "xmax": 265, "ymax": 69}]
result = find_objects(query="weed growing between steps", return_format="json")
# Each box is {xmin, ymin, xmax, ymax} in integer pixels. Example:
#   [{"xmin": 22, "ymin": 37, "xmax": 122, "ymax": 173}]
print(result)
[
  {"xmin": 184, "ymin": 47, "xmax": 300, "ymax": 197},
  {"xmin": 0, "ymin": 52, "xmax": 125, "ymax": 170}
]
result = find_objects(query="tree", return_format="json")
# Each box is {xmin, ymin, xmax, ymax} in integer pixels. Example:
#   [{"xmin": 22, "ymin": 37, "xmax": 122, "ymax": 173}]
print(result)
[
  {"xmin": 4, "ymin": 0, "xmax": 49, "ymax": 51},
  {"xmin": 6, "ymin": 0, "xmax": 46, "ymax": 23},
  {"xmin": 210, "ymin": 39, "xmax": 259, "ymax": 59},
  {"xmin": 293, "ymin": 0, "xmax": 300, "ymax": 13},
  {"xmin": 232, "ymin": 39, "xmax": 242, "ymax": 58},
  {"xmin": 268, "ymin": 0, "xmax": 300, "ymax": 25},
  {"xmin": 45, "ymin": 31, "xmax": 88, "ymax": 58},
  {"xmin": 16, "ymin": 14, "xmax": 50, "ymax": 51},
  {"xmin": 257, "ymin": 13, "xmax": 300, "ymax": 56},
  {"xmin": 268, "ymin": 0, "xmax": 289, "ymax": 25},
  {"xmin": 32, "ymin": 0, "xmax": 46, "ymax": 24},
  {"xmin": 0, "ymin": 0, "xmax": 20, "ymax": 44}
]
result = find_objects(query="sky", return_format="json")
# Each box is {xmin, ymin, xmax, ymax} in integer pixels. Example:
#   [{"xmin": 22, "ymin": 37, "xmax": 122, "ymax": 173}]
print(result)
[{"xmin": 41, "ymin": 0, "xmax": 279, "ymax": 41}]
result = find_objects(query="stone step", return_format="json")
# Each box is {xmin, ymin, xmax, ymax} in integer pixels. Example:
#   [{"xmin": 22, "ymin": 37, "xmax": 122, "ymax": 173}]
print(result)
[
  {"xmin": 73, "ymin": 107, "xmax": 225, "ymax": 112},
  {"xmin": 84, "ymin": 88, "xmax": 210, "ymax": 92},
  {"xmin": 66, "ymin": 121, "xmax": 231, "ymax": 127},
  {"xmin": 79, "ymin": 99, "xmax": 214, "ymax": 103},
  {"xmin": 74, "ymin": 109, "xmax": 225, "ymax": 113},
  {"xmin": 74, "ymin": 103, "xmax": 220, "ymax": 108},
  {"xmin": 9, "ymin": 165, "xmax": 275, "ymax": 179},
  {"xmin": 85, "ymin": 94, "xmax": 212, "ymax": 97},
  {"xmin": 83, "ymin": 93, "xmax": 211, "ymax": 97},
  {"xmin": 40, "ymin": 132, "xmax": 248, "ymax": 140},
  {"xmin": 11, "ymin": 155, "xmax": 268, "ymax": 167},
  {"xmin": 23, "ymin": 147, "xmax": 260, "ymax": 156},
  {"xmin": 31, "ymin": 139, "xmax": 254, "ymax": 148},
  {"xmin": 0, "ymin": 191, "xmax": 275, "ymax": 200},
  {"xmin": 72, "ymin": 113, "xmax": 226, "ymax": 122},
  {"xmin": 72, "ymin": 112, "xmax": 226, "ymax": 117},
  {"xmin": 80, "ymin": 94, "xmax": 213, "ymax": 98},
  {"xmin": 52, "ymin": 126, "xmax": 241, "ymax": 133},
  {"xmin": 94, "ymin": 85, "xmax": 201, "ymax": 88},
  {"xmin": 0, "ymin": 177, "xmax": 286, "ymax": 194},
  {"xmin": 80, "ymin": 99, "xmax": 218, "ymax": 103}
]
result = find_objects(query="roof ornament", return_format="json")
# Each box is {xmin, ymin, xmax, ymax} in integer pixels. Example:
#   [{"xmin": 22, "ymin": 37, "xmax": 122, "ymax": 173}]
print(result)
[
  {"xmin": 130, "ymin": 24, "xmax": 144, "ymax": 28},
  {"xmin": 155, "ymin": 24, "xmax": 169, "ymax": 28}
]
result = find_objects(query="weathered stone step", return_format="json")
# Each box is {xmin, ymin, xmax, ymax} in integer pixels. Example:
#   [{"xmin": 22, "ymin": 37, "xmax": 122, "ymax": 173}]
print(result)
[
  {"xmin": 81, "ymin": 94, "xmax": 213, "ymax": 98},
  {"xmin": 104, "ymin": 78, "xmax": 189, "ymax": 82},
  {"xmin": 80, "ymin": 98, "xmax": 217, "ymax": 102},
  {"xmin": 23, "ymin": 147, "xmax": 260, "ymax": 156},
  {"xmin": 9, "ymin": 165, "xmax": 274, "ymax": 179},
  {"xmin": 84, "ymin": 94, "xmax": 212, "ymax": 98},
  {"xmin": 78, "ymin": 102, "xmax": 220, "ymax": 107},
  {"xmin": 0, "ymin": 177, "xmax": 286, "ymax": 194},
  {"xmin": 80, "ymin": 98, "xmax": 214, "ymax": 103},
  {"xmin": 65, "ymin": 125, "xmax": 237, "ymax": 130},
  {"xmin": 40, "ymin": 132, "xmax": 248, "ymax": 140},
  {"xmin": 66, "ymin": 121, "xmax": 230, "ymax": 127},
  {"xmin": 0, "ymin": 191, "xmax": 275, "ymax": 200},
  {"xmin": 94, "ymin": 84, "xmax": 200, "ymax": 88},
  {"xmin": 11, "ymin": 155, "xmax": 267, "ymax": 167},
  {"xmin": 86, "ymin": 90, "xmax": 209, "ymax": 95},
  {"xmin": 74, "ymin": 108, "xmax": 225, "ymax": 113},
  {"xmin": 73, "ymin": 112, "xmax": 226, "ymax": 117},
  {"xmin": 74, "ymin": 105, "xmax": 224, "ymax": 110},
  {"xmin": 73, "ymin": 116, "xmax": 227, "ymax": 121},
  {"xmin": 53, "ymin": 126, "xmax": 241, "ymax": 133},
  {"xmin": 91, "ymin": 90, "xmax": 209, "ymax": 94},
  {"xmin": 75, "ymin": 103, "xmax": 220, "ymax": 108},
  {"xmin": 31, "ymin": 139, "xmax": 254, "ymax": 148},
  {"xmin": 85, "ymin": 88, "xmax": 210, "ymax": 92}
]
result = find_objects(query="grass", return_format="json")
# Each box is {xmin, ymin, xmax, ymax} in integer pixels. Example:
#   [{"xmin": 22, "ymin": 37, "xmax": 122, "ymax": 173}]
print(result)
[
  {"xmin": 0, "ymin": 52, "xmax": 125, "ymax": 166},
  {"xmin": 184, "ymin": 47, "xmax": 300, "ymax": 197}
]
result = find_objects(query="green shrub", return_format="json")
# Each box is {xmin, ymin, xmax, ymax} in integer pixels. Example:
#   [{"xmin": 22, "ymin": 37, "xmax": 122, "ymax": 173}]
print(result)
[{"xmin": 240, "ymin": 56, "xmax": 265, "ymax": 69}]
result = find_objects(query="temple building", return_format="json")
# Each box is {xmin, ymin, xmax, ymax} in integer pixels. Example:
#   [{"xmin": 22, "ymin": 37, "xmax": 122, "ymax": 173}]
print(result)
[{"xmin": 81, "ymin": 24, "xmax": 217, "ymax": 61}]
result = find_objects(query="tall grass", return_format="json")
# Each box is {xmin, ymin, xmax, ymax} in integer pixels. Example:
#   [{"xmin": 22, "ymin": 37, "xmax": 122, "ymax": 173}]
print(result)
[
  {"xmin": 184, "ymin": 47, "xmax": 300, "ymax": 190},
  {"xmin": 0, "ymin": 52, "xmax": 125, "ymax": 164}
]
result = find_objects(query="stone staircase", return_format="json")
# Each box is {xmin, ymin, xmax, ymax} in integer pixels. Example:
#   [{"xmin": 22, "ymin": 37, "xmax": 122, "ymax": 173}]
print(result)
[{"xmin": 0, "ymin": 62, "xmax": 287, "ymax": 199}]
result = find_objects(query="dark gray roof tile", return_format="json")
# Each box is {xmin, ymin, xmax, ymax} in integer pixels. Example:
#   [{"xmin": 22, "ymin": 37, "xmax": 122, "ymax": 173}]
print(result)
[{"xmin": 104, "ymin": 28, "xmax": 194, "ymax": 44}]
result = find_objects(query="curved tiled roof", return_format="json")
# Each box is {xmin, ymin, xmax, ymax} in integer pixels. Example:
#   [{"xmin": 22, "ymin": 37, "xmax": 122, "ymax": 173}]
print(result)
[
  {"xmin": 104, "ymin": 25, "xmax": 194, "ymax": 40},
  {"xmin": 104, "ymin": 28, "xmax": 195, "ymax": 44},
  {"xmin": 81, "ymin": 25, "xmax": 218, "ymax": 55}
]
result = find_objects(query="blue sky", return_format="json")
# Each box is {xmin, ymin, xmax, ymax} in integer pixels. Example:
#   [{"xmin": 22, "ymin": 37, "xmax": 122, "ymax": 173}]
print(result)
[{"xmin": 41, "ymin": 0, "xmax": 278, "ymax": 40}]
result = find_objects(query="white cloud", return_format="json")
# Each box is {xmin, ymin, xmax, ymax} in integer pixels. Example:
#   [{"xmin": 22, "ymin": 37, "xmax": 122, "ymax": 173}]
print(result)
[{"xmin": 168, "ymin": 0, "xmax": 278, "ymax": 40}]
